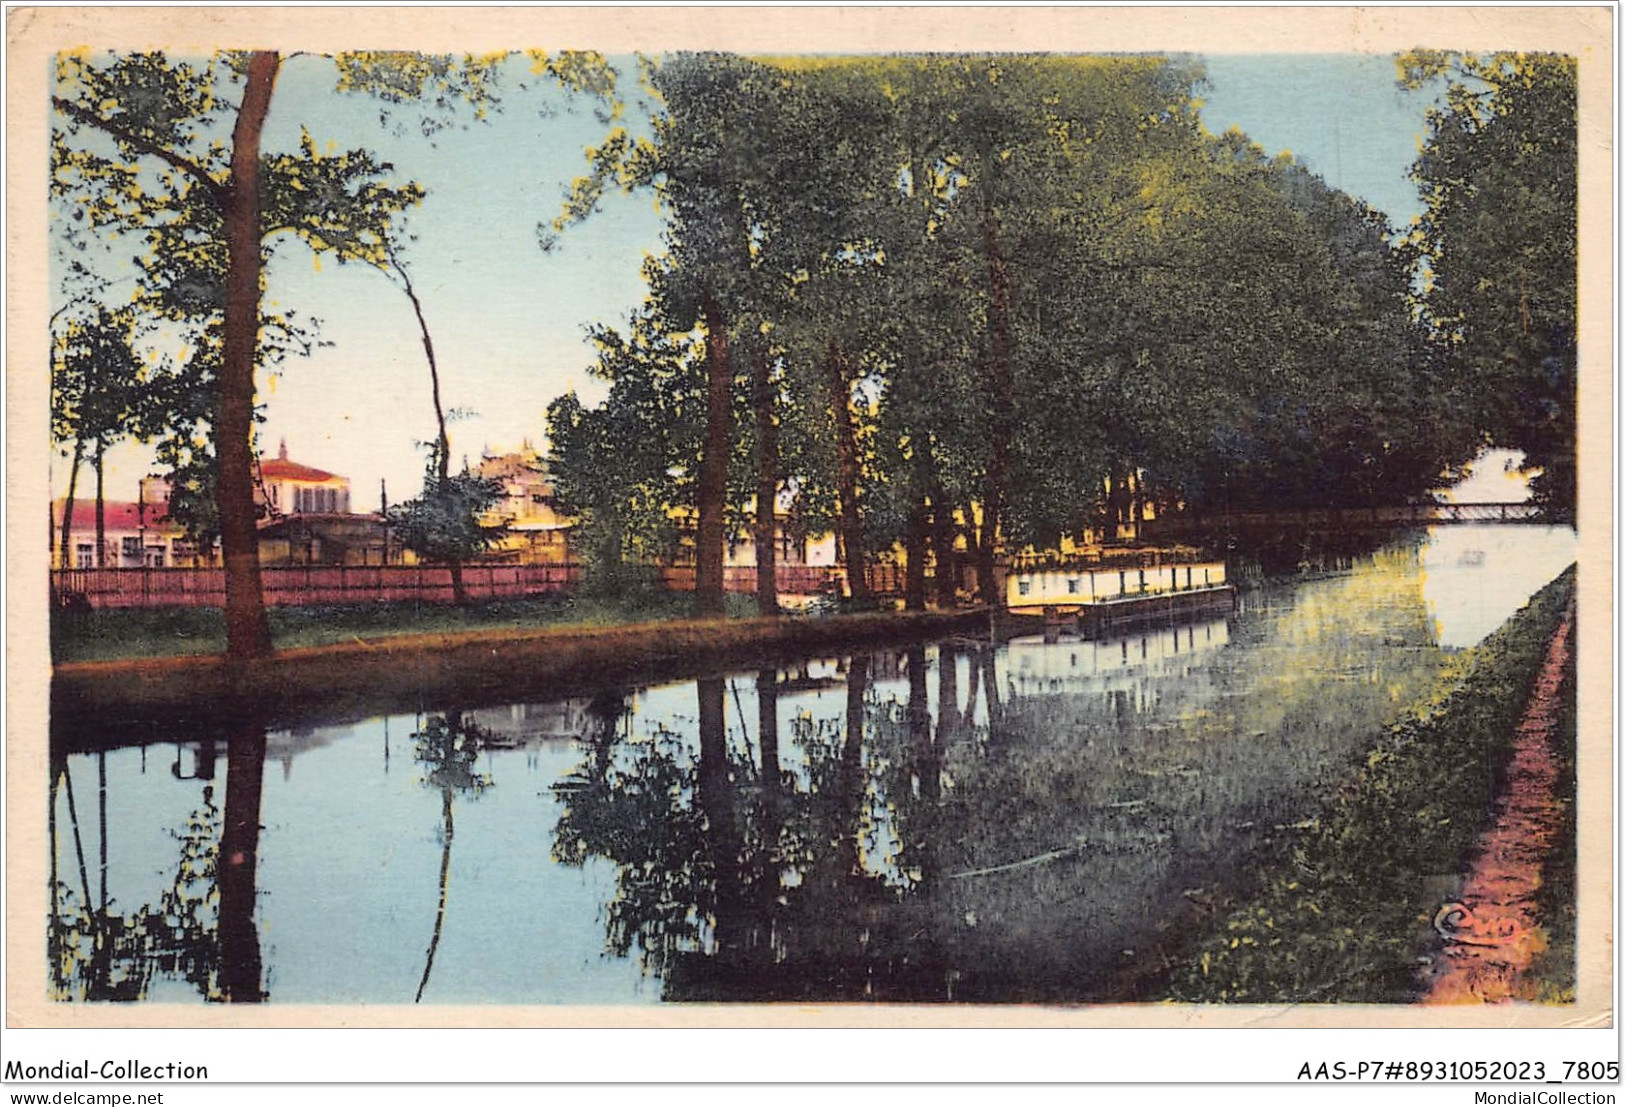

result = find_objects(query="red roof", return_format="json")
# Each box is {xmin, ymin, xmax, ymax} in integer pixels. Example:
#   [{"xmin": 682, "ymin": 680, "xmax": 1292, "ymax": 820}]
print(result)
[
  {"xmin": 259, "ymin": 457, "xmax": 340, "ymax": 482},
  {"xmin": 53, "ymin": 499, "xmax": 176, "ymax": 532}
]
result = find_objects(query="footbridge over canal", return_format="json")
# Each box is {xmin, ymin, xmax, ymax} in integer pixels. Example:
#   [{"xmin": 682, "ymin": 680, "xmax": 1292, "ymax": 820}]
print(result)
[{"xmin": 1143, "ymin": 501, "xmax": 1549, "ymax": 542}]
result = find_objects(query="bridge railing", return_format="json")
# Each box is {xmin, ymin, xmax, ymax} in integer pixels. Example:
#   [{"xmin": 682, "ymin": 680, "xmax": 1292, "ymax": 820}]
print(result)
[{"xmin": 1142, "ymin": 501, "xmax": 1544, "ymax": 539}]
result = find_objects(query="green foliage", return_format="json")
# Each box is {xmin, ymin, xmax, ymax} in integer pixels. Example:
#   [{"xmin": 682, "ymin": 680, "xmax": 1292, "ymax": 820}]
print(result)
[
  {"xmin": 51, "ymin": 49, "xmax": 626, "ymax": 644},
  {"xmin": 51, "ymin": 49, "xmax": 432, "ymax": 594},
  {"xmin": 545, "ymin": 307, "xmax": 706, "ymax": 587},
  {"xmin": 551, "ymin": 722, "xmax": 712, "ymax": 970},
  {"xmin": 50, "ymin": 304, "xmax": 164, "ymax": 449},
  {"xmin": 50, "ymin": 785, "xmax": 225, "ymax": 1002},
  {"xmin": 1401, "ymin": 51, "xmax": 1577, "ymax": 516},
  {"xmin": 557, "ymin": 52, "xmax": 1465, "ymax": 580},
  {"xmin": 49, "ymin": 592, "xmax": 754, "ymax": 664},
  {"xmin": 1165, "ymin": 566, "xmax": 1575, "ymax": 1003},
  {"xmin": 385, "ymin": 442, "xmax": 509, "ymax": 565},
  {"xmin": 413, "ymin": 712, "xmax": 494, "ymax": 796}
]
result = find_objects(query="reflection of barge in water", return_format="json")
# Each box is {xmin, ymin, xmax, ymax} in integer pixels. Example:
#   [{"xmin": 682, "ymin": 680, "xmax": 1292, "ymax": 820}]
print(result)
[
  {"xmin": 1003, "ymin": 560, "xmax": 1235, "ymax": 636},
  {"xmin": 1006, "ymin": 616, "xmax": 1231, "ymax": 691}
]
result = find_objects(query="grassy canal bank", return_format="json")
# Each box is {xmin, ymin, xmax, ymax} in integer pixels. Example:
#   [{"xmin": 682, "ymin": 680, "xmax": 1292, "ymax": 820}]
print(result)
[
  {"xmin": 50, "ymin": 591, "xmax": 767, "ymax": 664},
  {"xmin": 1157, "ymin": 566, "xmax": 1577, "ymax": 1004},
  {"xmin": 51, "ymin": 604, "xmax": 985, "ymax": 744}
]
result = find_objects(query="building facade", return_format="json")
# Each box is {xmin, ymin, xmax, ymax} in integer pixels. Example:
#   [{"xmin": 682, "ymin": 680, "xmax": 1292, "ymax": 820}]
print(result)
[
  {"xmin": 51, "ymin": 488, "xmax": 206, "ymax": 569},
  {"xmin": 473, "ymin": 444, "xmax": 575, "ymax": 564},
  {"xmin": 255, "ymin": 441, "xmax": 393, "ymax": 566},
  {"xmin": 258, "ymin": 439, "xmax": 352, "ymax": 517}
]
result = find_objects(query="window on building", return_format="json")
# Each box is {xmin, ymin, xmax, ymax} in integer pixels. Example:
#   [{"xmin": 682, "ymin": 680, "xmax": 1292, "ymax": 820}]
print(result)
[
  {"xmin": 122, "ymin": 537, "xmax": 142, "ymax": 559},
  {"xmin": 1018, "ymin": 580, "xmax": 1031, "ymax": 596},
  {"xmin": 76, "ymin": 543, "xmax": 94, "ymax": 568},
  {"xmin": 146, "ymin": 548, "xmax": 166, "ymax": 568},
  {"xmin": 1066, "ymin": 579, "xmax": 1079, "ymax": 594}
]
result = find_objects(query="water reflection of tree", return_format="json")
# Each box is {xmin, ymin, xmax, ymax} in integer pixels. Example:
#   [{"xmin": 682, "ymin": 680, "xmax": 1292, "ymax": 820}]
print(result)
[
  {"xmin": 552, "ymin": 702, "xmax": 712, "ymax": 977},
  {"xmin": 49, "ymin": 724, "xmax": 269, "ymax": 1002},
  {"xmin": 554, "ymin": 650, "xmax": 997, "ymax": 1001},
  {"xmin": 411, "ymin": 710, "xmax": 493, "ymax": 1003}
]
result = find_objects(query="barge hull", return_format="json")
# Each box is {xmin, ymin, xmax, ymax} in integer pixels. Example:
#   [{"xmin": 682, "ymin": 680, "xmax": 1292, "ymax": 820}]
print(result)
[{"xmin": 1006, "ymin": 585, "xmax": 1236, "ymax": 638}]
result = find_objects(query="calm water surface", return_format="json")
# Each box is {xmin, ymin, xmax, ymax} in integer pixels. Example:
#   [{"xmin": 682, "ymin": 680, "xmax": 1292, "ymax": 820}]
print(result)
[{"xmin": 48, "ymin": 526, "xmax": 1575, "ymax": 1003}]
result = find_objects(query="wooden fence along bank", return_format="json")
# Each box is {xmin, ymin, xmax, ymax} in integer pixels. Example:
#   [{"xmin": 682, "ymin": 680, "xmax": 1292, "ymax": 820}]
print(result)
[{"xmin": 50, "ymin": 563, "xmax": 908, "ymax": 610}]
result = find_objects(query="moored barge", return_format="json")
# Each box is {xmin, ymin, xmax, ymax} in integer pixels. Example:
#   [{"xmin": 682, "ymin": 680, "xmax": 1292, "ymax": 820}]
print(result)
[{"xmin": 1004, "ymin": 559, "xmax": 1235, "ymax": 636}]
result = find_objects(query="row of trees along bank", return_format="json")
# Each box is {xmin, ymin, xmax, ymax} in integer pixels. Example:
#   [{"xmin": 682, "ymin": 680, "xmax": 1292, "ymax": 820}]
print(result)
[
  {"xmin": 544, "ymin": 51, "xmax": 1576, "ymax": 615},
  {"xmin": 51, "ymin": 51, "xmax": 1577, "ymax": 659}
]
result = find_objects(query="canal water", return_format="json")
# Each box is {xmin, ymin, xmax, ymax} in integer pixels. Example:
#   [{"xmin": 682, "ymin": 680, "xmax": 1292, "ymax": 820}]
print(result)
[{"xmin": 48, "ymin": 525, "xmax": 1576, "ymax": 1004}]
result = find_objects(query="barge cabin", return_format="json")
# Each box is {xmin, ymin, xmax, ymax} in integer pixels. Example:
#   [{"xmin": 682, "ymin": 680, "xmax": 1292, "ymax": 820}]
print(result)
[{"xmin": 1006, "ymin": 560, "xmax": 1234, "ymax": 636}]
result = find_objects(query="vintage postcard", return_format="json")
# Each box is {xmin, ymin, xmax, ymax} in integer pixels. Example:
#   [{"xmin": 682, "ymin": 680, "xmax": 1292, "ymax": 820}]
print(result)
[{"xmin": 4, "ymin": 2, "xmax": 1615, "ymax": 1085}]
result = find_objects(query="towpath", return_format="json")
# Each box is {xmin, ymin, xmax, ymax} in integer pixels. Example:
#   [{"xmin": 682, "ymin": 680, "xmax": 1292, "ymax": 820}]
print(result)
[{"xmin": 1424, "ymin": 597, "xmax": 1576, "ymax": 1004}]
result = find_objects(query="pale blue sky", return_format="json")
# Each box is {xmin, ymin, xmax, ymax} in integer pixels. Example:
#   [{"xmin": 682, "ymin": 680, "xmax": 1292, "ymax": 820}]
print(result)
[
  {"xmin": 1201, "ymin": 53, "xmax": 1430, "ymax": 226},
  {"xmin": 72, "ymin": 52, "xmax": 1439, "ymax": 507}
]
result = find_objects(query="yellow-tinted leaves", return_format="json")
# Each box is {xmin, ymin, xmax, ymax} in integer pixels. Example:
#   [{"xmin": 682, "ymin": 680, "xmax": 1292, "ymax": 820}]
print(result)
[
  {"xmin": 535, "ymin": 50, "xmax": 621, "ymax": 114},
  {"xmin": 55, "ymin": 51, "xmax": 223, "ymax": 152},
  {"xmin": 261, "ymin": 129, "xmax": 425, "ymax": 268},
  {"xmin": 334, "ymin": 51, "xmax": 455, "ymax": 103},
  {"xmin": 553, "ymin": 127, "xmax": 655, "ymax": 231}
]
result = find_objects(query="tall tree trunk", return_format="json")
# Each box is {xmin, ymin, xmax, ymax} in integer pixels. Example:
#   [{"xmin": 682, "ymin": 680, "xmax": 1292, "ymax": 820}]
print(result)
[
  {"xmin": 416, "ymin": 789, "xmax": 454, "ymax": 1003},
  {"xmin": 904, "ymin": 491, "xmax": 929, "ymax": 611},
  {"xmin": 827, "ymin": 337, "xmax": 868, "ymax": 602},
  {"xmin": 975, "ymin": 500, "xmax": 999, "ymax": 610},
  {"xmin": 218, "ymin": 721, "xmax": 268, "ymax": 1002},
  {"xmin": 754, "ymin": 667, "xmax": 782, "ymax": 941},
  {"xmin": 93, "ymin": 439, "xmax": 106, "ymax": 568},
  {"xmin": 756, "ymin": 668, "xmax": 780, "ymax": 785},
  {"xmin": 931, "ymin": 489, "xmax": 959, "ymax": 608},
  {"xmin": 391, "ymin": 252, "xmax": 467, "ymax": 606},
  {"xmin": 936, "ymin": 641, "xmax": 961, "ymax": 742},
  {"xmin": 696, "ymin": 294, "xmax": 731, "ymax": 618},
  {"xmin": 836, "ymin": 654, "xmax": 870, "ymax": 877},
  {"xmin": 751, "ymin": 341, "xmax": 778, "ymax": 615},
  {"xmin": 59, "ymin": 440, "xmax": 84, "ymax": 570},
  {"xmin": 48, "ymin": 756, "xmax": 63, "ymax": 993},
  {"xmin": 906, "ymin": 644, "xmax": 938, "ymax": 801},
  {"xmin": 97, "ymin": 751, "xmax": 108, "ymax": 912},
  {"xmin": 696, "ymin": 676, "xmax": 742, "ymax": 953},
  {"xmin": 978, "ymin": 643, "xmax": 1003, "ymax": 732},
  {"xmin": 218, "ymin": 51, "xmax": 279, "ymax": 661},
  {"xmin": 978, "ymin": 192, "xmax": 1015, "ymax": 611}
]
